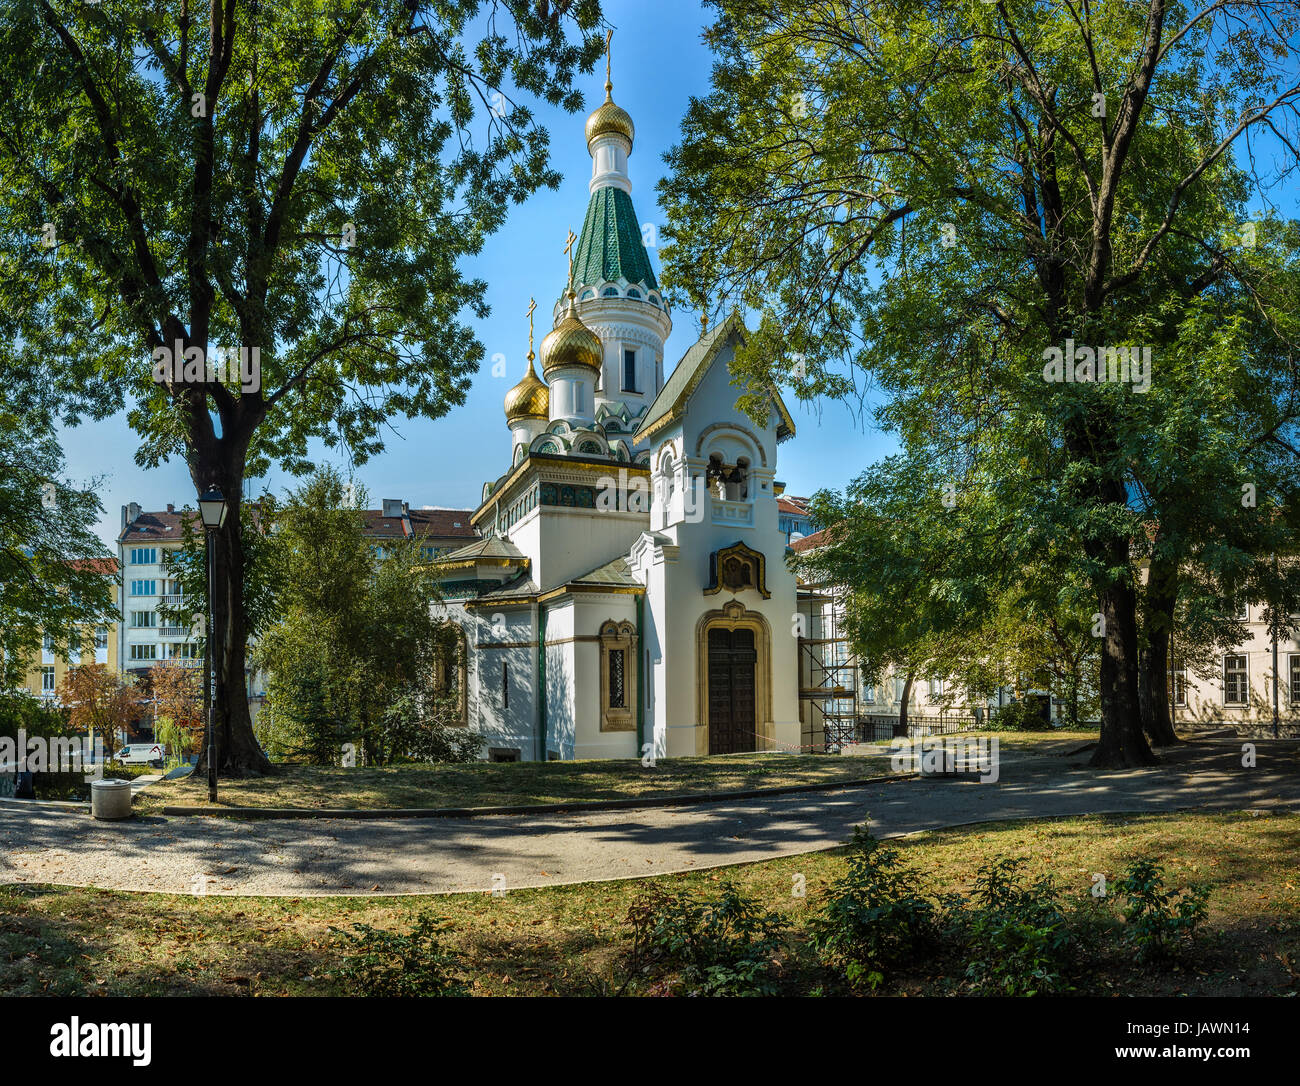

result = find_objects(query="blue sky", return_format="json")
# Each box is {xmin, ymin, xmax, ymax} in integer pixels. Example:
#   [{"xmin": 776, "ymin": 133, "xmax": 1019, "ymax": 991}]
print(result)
[{"xmin": 54, "ymin": 0, "xmax": 896, "ymax": 548}]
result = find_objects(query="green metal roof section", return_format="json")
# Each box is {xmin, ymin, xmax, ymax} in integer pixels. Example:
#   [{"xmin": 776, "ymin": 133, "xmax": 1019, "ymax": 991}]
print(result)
[
  {"xmin": 634, "ymin": 312, "xmax": 796, "ymax": 443},
  {"xmin": 572, "ymin": 186, "xmax": 659, "ymax": 292},
  {"xmin": 635, "ymin": 315, "xmax": 741, "ymax": 440}
]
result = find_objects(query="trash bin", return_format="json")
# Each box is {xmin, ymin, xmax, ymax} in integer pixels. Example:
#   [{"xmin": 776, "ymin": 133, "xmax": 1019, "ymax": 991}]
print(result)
[{"xmin": 90, "ymin": 779, "xmax": 132, "ymax": 820}]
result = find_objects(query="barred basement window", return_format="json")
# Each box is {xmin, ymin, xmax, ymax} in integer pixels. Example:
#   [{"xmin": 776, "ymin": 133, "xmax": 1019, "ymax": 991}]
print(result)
[
  {"xmin": 1224, "ymin": 654, "xmax": 1248, "ymax": 705},
  {"xmin": 1171, "ymin": 661, "xmax": 1187, "ymax": 707}
]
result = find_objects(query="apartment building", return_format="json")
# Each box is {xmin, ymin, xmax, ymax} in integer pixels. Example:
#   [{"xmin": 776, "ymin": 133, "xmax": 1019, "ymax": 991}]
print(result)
[
  {"xmin": 1174, "ymin": 601, "xmax": 1300, "ymax": 730},
  {"xmin": 775, "ymin": 491, "xmax": 817, "ymax": 544},
  {"xmin": 116, "ymin": 503, "xmax": 207, "ymax": 682},
  {"xmin": 20, "ymin": 558, "xmax": 119, "ymax": 702}
]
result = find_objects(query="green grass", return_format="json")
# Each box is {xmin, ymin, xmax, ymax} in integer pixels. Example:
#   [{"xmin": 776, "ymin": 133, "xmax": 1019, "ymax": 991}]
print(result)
[
  {"xmin": 136, "ymin": 751, "xmax": 897, "ymax": 813},
  {"xmin": 136, "ymin": 729, "xmax": 1100, "ymax": 814},
  {"xmin": 3, "ymin": 808, "xmax": 1296, "ymax": 996}
]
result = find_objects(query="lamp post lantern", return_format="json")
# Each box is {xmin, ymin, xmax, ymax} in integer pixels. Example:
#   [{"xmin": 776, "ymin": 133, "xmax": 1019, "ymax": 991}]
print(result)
[{"xmin": 198, "ymin": 488, "xmax": 228, "ymax": 802}]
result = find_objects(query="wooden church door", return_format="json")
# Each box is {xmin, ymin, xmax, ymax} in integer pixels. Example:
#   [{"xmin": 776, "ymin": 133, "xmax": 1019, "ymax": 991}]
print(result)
[{"xmin": 707, "ymin": 627, "xmax": 757, "ymax": 754}]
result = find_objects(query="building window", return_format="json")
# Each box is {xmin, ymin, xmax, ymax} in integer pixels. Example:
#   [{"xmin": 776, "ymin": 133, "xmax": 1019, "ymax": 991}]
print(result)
[
  {"xmin": 433, "ymin": 624, "xmax": 469, "ymax": 726},
  {"xmin": 862, "ymin": 684, "xmax": 876, "ymax": 705},
  {"xmin": 1290, "ymin": 654, "xmax": 1300, "ymax": 704},
  {"xmin": 129, "ymin": 547, "xmax": 158, "ymax": 565},
  {"xmin": 928, "ymin": 677, "xmax": 944, "ymax": 700},
  {"xmin": 94, "ymin": 626, "xmax": 108, "ymax": 649},
  {"xmin": 502, "ymin": 661, "xmax": 509, "ymax": 710},
  {"xmin": 599, "ymin": 620, "xmax": 638, "ymax": 731},
  {"xmin": 129, "ymin": 579, "xmax": 157, "ymax": 596},
  {"xmin": 1171, "ymin": 662, "xmax": 1187, "ymax": 707},
  {"xmin": 575, "ymin": 382, "xmax": 585, "ymax": 414},
  {"xmin": 42, "ymin": 634, "xmax": 54, "ymax": 653},
  {"xmin": 894, "ymin": 676, "xmax": 907, "ymax": 702},
  {"xmin": 131, "ymin": 611, "xmax": 156, "ymax": 628},
  {"xmin": 1224, "ymin": 654, "xmax": 1248, "ymax": 705},
  {"xmin": 623, "ymin": 349, "xmax": 637, "ymax": 392},
  {"xmin": 489, "ymin": 748, "xmax": 521, "ymax": 763},
  {"xmin": 41, "ymin": 667, "xmax": 55, "ymax": 693},
  {"xmin": 609, "ymin": 649, "xmax": 626, "ymax": 708},
  {"xmin": 129, "ymin": 644, "xmax": 157, "ymax": 661}
]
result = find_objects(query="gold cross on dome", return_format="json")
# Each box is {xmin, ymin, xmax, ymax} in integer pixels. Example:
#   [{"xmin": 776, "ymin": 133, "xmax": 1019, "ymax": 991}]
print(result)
[
  {"xmin": 525, "ymin": 297, "xmax": 537, "ymax": 360},
  {"xmin": 605, "ymin": 29, "xmax": 613, "ymax": 95},
  {"xmin": 563, "ymin": 229, "xmax": 578, "ymax": 291}
]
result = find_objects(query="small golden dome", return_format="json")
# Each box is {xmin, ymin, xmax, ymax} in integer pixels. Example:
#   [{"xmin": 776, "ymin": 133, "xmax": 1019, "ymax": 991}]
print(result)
[
  {"xmin": 504, "ymin": 356, "xmax": 549, "ymax": 422},
  {"xmin": 541, "ymin": 294, "xmax": 603, "ymax": 377},
  {"xmin": 585, "ymin": 87, "xmax": 634, "ymax": 150}
]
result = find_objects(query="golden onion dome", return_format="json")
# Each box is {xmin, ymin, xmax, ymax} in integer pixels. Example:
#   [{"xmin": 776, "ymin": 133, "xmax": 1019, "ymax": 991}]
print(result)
[
  {"xmin": 585, "ymin": 83, "xmax": 634, "ymax": 150},
  {"xmin": 504, "ymin": 356, "xmax": 549, "ymax": 423},
  {"xmin": 541, "ymin": 293, "xmax": 603, "ymax": 377}
]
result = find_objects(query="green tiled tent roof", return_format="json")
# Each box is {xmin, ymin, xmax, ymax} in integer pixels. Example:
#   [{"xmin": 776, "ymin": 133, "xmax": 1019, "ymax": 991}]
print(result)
[{"xmin": 572, "ymin": 187, "xmax": 659, "ymax": 292}]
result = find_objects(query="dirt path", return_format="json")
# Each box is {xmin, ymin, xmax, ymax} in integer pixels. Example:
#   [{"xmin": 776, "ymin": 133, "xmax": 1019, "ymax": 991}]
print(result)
[{"xmin": 1, "ymin": 740, "xmax": 1295, "ymax": 897}]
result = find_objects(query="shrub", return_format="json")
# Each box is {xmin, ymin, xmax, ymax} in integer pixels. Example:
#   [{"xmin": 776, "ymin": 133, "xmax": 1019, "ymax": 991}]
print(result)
[
  {"xmin": 331, "ymin": 913, "xmax": 469, "ymax": 996},
  {"xmin": 1114, "ymin": 858, "xmax": 1211, "ymax": 962},
  {"xmin": 958, "ymin": 857, "xmax": 1077, "ymax": 995},
  {"xmin": 986, "ymin": 699, "xmax": 1050, "ymax": 731},
  {"xmin": 625, "ymin": 881, "xmax": 790, "ymax": 996},
  {"xmin": 808, "ymin": 825, "xmax": 936, "ymax": 990}
]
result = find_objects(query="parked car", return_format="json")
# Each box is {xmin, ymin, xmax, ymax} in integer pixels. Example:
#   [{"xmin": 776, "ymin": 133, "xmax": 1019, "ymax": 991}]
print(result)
[{"xmin": 115, "ymin": 743, "xmax": 166, "ymax": 768}]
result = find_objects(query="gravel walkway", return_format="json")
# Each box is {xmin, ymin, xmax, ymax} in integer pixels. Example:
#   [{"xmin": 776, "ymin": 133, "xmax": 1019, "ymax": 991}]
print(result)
[{"xmin": 0, "ymin": 740, "xmax": 1295, "ymax": 897}]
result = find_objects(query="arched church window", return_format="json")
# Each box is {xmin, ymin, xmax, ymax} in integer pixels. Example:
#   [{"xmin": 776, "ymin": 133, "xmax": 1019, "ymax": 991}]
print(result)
[
  {"xmin": 432, "ymin": 623, "xmax": 469, "ymax": 727},
  {"xmin": 537, "ymin": 440, "xmax": 560, "ymax": 455},
  {"xmin": 578, "ymin": 440, "xmax": 602, "ymax": 455},
  {"xmin": 602, "ymin": 287, "xmax": 620, "ymax": 297},
  {"xmin": 580, "ymin": 289, "xmax": 595, "ymax": 301},
  {"xmin": 627, "ymin": 288, "xmax": 642, "ymax": 300},
  {"xmin": 598, "ymin": 620, "xmax": 637, "ymax": 732},
  {"xmin": 648, "ymin": 294, "xmax": 661, "ymax": 308}
]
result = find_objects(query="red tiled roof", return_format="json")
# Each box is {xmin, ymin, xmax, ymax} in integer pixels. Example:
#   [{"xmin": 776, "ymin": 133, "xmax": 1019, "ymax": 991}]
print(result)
[
  {"xmin": 117, "ymin": 510, "xmax": 197, "ymax": 542},
  {"xmin": 789, "ymin": 528, "xmax": 829, "ymax": 553},
  {"xmin": 360, "ymin": 509, "xmax": 478, "ymax": 540},
  {"xmin": 67, "ymin": 557, "xmax": 119, "ymax": 575},
  {"xmin": 777, "ymin": 495, "xmax": 812, "ymax": 516},
  {"xmin": 122, "ymin": 506, "xmax": 479, "ymax": 543}
]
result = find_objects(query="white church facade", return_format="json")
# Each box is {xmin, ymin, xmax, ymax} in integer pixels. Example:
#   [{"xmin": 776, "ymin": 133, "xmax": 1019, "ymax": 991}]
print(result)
[{"xmin": 429, "ymin": 64, "xmax": 810, "ymax": 761}]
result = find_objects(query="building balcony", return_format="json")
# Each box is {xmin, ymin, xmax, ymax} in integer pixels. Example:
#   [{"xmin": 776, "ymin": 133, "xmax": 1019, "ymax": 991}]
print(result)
[
  {"xmin": 711, "ymin": 498, "xmax": 754, "ymax": 527},
  {"xmin": 158, "ymin": 626, "xmax": 192, "ymax": 638},
  {"xmin": 160, "ymin": 595, "xmax": 186, "ymax": 608}
]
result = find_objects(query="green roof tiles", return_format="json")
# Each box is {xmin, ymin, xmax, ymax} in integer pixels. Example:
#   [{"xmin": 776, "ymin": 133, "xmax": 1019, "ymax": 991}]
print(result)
[{"xmin": 572, "ymin": 187, "xmax": 659, "ymax": 293}]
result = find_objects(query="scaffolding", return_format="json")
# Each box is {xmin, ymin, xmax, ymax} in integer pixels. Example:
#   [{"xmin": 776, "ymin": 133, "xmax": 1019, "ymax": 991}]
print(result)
[{"xmin": 798, "ymin": 584, "xmax": 858, "ymax": 753}]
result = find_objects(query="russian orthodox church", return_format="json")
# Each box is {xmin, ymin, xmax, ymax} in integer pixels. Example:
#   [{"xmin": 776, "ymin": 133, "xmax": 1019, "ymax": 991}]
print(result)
[{"xmin": 431, "ymin": 49, "xmax": 805, "ymax": 761}]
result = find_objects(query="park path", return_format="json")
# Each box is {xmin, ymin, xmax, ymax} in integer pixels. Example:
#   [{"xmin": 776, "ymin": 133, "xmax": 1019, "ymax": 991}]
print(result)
[{"xmin": 0, "ymin": 740, "xmax": 1296, "ymax": 898}]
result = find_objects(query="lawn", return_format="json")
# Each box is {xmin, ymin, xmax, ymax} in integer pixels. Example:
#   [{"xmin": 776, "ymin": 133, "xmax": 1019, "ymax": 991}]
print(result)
[
  {"xmin": 3, "ymin": 808, "xmax": 1296, "ymax": 996},
  {"xmin": 137, "ymin": 751, "xmax": 898, "ymax": 813},
  {"xmin": 136, "ymin": 728, "xmax": 1100, "ymax": 814}
]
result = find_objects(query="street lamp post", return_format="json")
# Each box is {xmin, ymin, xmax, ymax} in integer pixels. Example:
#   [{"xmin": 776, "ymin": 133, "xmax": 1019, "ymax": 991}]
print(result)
[{"xmin": 198, "ymin": 488, "xmax": 229, "ymax": 803}]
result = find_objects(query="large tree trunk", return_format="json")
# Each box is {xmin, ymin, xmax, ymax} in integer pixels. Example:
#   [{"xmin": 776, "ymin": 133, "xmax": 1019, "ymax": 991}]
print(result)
[
  {"xmin": 1140, "ymin": 560, "xmax": 1180, "ymax": 747},
  {"xmin": 191, "ymin": 462, "xmax": 272, "ymax": 778},
  {"xmin": 898, "ymin": 670, "xmax": 916, "ymax": 735},
  {"xmin": 1090, "ymin": 576, "xmax": 1159, "ymax": 767},
  {"xmin": 1062, "ymin": 411, "xmax": 1158, "ymax": 769}
]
